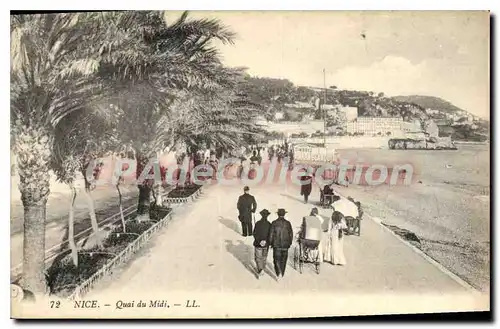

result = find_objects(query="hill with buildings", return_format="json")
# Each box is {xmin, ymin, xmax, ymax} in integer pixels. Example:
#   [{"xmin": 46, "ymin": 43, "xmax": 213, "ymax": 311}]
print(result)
[{"xmin": 238, "ymin": 75, "xmax": 489, "ymax": 142}]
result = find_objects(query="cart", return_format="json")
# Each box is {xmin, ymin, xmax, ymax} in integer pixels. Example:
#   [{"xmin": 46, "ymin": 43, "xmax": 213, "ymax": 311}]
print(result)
[
  {"xmin": 293, "ymin": 216, "xmax": 323, "ymax": 274},
  {"xmin": 331, "ymin": 198, "xmax": 361, "ymax": 236},
  {"xmin": 293, "ymin": 235, "xmax": 321, "ymax": 274}
]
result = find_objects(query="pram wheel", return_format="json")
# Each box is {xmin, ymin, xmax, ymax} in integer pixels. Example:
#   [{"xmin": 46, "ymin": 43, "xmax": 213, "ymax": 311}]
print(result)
[
  {"xmin": 293, "ymin": 245, "xmax": 299, "ymax": 271},
  {"xmin": 315, "ymin": 259, "xmax": 321, "ymax": 274}
]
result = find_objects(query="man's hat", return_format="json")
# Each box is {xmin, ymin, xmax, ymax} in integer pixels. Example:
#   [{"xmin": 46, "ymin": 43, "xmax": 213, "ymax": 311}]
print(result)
[
  {"xmin": 243, "ymin": 186, "xmax": 250, "ymax": 191},
  {"xmin": 260, "ymin": 209, "xmax": 271, "ymax": 217},
  {"xmin": 277, "ymin": 208, "xmax": 287, "ymax": 216}
]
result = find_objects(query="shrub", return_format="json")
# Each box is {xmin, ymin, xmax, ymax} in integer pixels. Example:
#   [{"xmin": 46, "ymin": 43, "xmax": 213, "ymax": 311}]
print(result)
[
  {"xmin": 46, "ymin": 247, "xmax": 114, "ymax": 297},
  {"xmin": 46, "ymin": 219, "xmax": 157, "ymax": 297}
]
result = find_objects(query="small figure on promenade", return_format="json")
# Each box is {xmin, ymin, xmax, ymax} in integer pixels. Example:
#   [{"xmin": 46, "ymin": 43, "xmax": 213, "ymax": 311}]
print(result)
[
  {"xmin": 237, "ymin": 186, "xmax": 257, "ymax": 237},
  {"xmin": 253, "ymin": 209, "xmax": 272, "ymax": 278},
  {"xmin": 345, "ymin": 196, "xmax": 356, "ymax": 234},
  {"xmin": 321, "ymin": 184, "xmax": 334, "ymax": 207},
  {"xmin": 250, "ymin": 150, "xmax": 259, "ymax": 164},
  {"xmin": 353, "ymin": 201, "xmax": 363, "ymax": 236},
  {"xmin": 269, "ymin": 208, "xmax": 294, "ymax": 281},
  {"xmin": 300, "ymin": 171, "xmax": 313, "ymax": 204},
  {"xmin": 237, "ymin": 156, "xmax": 246, "ymax": 179},
  {"xmin": 323, "ymin": 210, "xmax": 347, "ymax": 265}
]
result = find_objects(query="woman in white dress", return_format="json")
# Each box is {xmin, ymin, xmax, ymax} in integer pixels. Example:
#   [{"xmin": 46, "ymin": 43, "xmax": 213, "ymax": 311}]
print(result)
[{"xmin": 323, "ymin": 210, "xmax": 347, "ymax": 265}]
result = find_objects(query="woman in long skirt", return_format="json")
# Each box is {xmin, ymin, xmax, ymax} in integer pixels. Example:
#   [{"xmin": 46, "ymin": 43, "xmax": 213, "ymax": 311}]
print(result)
[{"xmin": 323, "ymin": 210, "xmax": 347, "ymax": 265}]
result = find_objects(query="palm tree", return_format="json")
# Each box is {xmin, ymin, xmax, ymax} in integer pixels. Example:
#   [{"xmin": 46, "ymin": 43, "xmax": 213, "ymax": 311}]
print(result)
[
  {"xmin": 10, "ymin": 13, "xmax": 122, "ymax": 294},
  {"xmin": 100, "ymin": 11, "xmax": 239, "ymax": 219}
]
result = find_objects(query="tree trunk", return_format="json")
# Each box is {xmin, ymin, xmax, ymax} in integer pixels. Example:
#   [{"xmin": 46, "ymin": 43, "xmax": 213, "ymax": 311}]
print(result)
[
  {"xmin": 155, "ymin": 184, "xmax": 162, "ymax": 206},
  {"xmin": 16, "ymin": 128, "xmax": 52, "ymax": 296},
  {"xmin": 82, "ymin": 168, "xmax": 102, "ymax": 248},
  {"xmin": 116, "ymin": 180, "xmax": 126, "ymax": 233},
  {"xmin": 136, "ymin": 153, "xmax": 152, "ymax": 220},
  {"xmin": 137, "ymin": 185, "xmax": 151, "ymax": 216},
  {"xmin": 68, "ymin": 183, "xmax": 78, "ymax": 266}
]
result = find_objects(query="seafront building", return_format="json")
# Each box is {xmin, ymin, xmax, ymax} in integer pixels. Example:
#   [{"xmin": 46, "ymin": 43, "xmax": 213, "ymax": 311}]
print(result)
[{"xmin": 346, "ymin": 116, "xmax": 404, "ymax": 136}]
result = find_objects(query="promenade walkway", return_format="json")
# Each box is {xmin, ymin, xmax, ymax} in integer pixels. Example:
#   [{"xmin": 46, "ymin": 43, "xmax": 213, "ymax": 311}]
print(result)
[{"xmin": 89, "ymin": 177, "xmax": 488, "ymax": 317}]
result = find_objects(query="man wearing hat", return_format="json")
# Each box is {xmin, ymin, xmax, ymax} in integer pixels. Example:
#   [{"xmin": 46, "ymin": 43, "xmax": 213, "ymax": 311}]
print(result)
[
  {"xmin": 252, "ymin": 209, "xmax": 272, "ymax": 278},
  {"xmin": 269, "ymin": 208, "xmax": 294, "ymax": 281},
  {"xmin": 237, "ymin": 186, "xmax": 257, "ymax": 236}
]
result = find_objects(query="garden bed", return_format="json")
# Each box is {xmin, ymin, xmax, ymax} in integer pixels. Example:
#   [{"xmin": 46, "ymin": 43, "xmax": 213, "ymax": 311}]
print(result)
[
  {"xmin": 164, "ymin": 184, "xmax": 203, "ymax": 204},
  {"xmin": 46, "ymin": 210, "xmax": 172, "ymax": 299}
]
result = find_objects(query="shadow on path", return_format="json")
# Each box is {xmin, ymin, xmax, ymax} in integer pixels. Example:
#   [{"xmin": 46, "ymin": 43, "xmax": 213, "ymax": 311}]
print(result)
[
  {"xmin": 279, "ymin": 193, "xmax": 321, "ymax": 207},
  {"xmin": 279, "ymin": 193, "xmax": 304, "ymax": 204},
  {"xmin": 219, "ymin": 217, "xmax": 241, "ymax": 235},
  {"xmin": 224, "ymin": 239, "xmax": 258, "ymax": 279}
]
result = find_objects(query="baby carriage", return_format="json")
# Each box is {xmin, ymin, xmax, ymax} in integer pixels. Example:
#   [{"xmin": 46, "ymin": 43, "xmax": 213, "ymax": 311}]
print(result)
[{"xmin": 293, "ymin": 216, "xmax": 322, "ymax": 274}]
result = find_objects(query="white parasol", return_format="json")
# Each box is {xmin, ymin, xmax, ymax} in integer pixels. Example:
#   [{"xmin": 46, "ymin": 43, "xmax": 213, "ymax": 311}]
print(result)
[{"xmin": 331, "ymin": 198, "xmax": 359, "ymax": 218}]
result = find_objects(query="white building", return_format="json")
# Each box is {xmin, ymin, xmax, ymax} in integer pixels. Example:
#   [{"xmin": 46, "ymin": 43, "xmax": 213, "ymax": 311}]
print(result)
[
  {"xmin": 346, "ymin": 117, "xmax": 403, "ymax": 136},
  {"xmin": 274, "ymin": 111, "xmax": 284, "ymax": 120},
  {"xmin": 338, "ymin": 106, "xmax": 358, "ymax": 122}
]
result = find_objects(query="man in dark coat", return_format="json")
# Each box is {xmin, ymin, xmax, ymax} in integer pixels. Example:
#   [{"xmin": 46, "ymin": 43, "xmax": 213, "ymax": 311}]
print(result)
[
  {"xmin": 300, "ymin": 171, "xmax": 313, "ymax": 204},
  {"xmin": 237, "ymin": 186, "xmax": 257, "ymax": 236},
  {"xmin": 253, "ymin": 209, "xmax": 272, "ymax": 278},
  {"xmin": 269, "ymin": 208, "xmax": 294, "ymax": 281}
]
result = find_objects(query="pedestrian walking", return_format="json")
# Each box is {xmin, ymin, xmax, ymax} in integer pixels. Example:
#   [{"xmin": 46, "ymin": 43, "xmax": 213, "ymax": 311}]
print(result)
[
  {"xmin": 269, "ymin": 208, "xmax": 293, "ymax": 281},
  {"xmin": 237, "ymin": 186, "xmax": 257, "ymax": 236},
  {"xmin": 323, "ymin": 210, "xmax": 347, "ymax": 265},
  {"xmin": 353, "ymin": 201, "xmax": 363, "ymax": 236},
  {"xmin": 300, "ymin": 171, "xmax": 313, "ymax": 204},
  {"xmin": 253, "ymin": 209, "xmax": 272, "ymax": 278}
]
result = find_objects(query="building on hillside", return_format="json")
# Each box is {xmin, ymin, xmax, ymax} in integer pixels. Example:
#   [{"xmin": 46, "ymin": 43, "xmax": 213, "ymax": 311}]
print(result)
[
  {"xmin": 338, "ymin": 106, "xmax": 358, "ymax": 122},
  {"xmin": 346, "ymin": 116, "xmax": 403, "ymax": 136},
  {"xmin": 402, "ymin": 120, "xmax": 422, "ymax": 133},
  {"xmin": 274, "ymin": 111, "xmax": 284, "ymax": 121},
  {"xmin": 321, "ymin": 104, "xmax": 336, "ymax": 110},
  {"xmin": 426, "ymin": 108, "xmax": 440, "ymax": 115}
]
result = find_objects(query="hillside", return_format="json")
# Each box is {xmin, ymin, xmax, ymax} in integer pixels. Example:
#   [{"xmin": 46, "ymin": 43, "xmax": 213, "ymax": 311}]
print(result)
[
  {"xmin": 237, "ymin": 75, "xmax": 489, "ymax": 141},
  {"xmin": 392, "ymin": 95, "xmax": 465, "ymax": 115}
]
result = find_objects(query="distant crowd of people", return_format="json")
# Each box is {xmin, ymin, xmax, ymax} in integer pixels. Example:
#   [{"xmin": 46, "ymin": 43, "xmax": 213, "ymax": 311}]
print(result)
[{"xmin": 267, "ymin": 142, "xmax": 294, "ymax": 167}]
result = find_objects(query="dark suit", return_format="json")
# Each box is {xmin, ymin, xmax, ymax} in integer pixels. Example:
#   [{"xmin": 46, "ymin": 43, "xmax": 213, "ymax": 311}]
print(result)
[
  {"xmin": 269, "ymin": 217, "xmax": 293, "ymax": 277},
  {"xmin": 253, "ymin": 218, "xmax": 271, "ymax": 273},
  {"xmin": 300, "ymin": 175, "xmax": 313, "ymax": 203},
  {"xmin": 237, "ymin": 193, "xmax": 257, "ymax": 236}
]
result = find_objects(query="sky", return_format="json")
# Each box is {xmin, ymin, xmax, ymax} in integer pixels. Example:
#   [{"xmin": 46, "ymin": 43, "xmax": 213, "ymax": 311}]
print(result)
[{"xmin": 170, "ymin": 11, "xmax": 490, "ymax": 118}]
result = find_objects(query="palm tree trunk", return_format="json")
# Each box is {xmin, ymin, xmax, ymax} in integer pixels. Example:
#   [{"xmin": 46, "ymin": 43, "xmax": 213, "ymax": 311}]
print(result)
[
  {"xmin": 16, "ymin": 130, "xmax": 52, "ymax": 295},
  {"xmin": 68, "ymin": 182, "xmax": 78, "ymax": 266}
]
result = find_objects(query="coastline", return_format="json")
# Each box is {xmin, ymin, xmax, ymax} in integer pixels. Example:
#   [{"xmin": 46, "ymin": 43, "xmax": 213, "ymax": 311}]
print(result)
[{"xmin": 331, "ymin": 146, "xmax": 490, "ymax": 292}]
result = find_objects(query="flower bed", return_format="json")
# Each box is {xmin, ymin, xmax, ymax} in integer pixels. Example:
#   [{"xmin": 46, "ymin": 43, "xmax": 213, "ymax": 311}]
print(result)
[
  {"xmin": 166, "ymin": 184, "xmax": 202, "ymax": 198},
  {"xmin": 46, "ymin": 215, "xmax": 170, "ymax": 298},
  {"xmin": 163, "ymin": 184, "xmax": 203, "ymax": 204}
]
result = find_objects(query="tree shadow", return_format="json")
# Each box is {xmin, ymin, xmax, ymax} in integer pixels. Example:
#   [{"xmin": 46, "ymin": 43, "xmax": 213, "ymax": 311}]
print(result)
[
  {"xmin": 218, "ymin": 217, "xmax": 241, "ymax": 235},
  {"xmin": 224, "ymin": 239, "xmax": 258, "ymax": 279}
]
